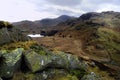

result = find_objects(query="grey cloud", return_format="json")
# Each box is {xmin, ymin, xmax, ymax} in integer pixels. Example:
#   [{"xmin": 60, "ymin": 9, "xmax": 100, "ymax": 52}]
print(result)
[
  {"xmin": 45, "ymin": 0, "xmax": 81, "ymax": 6},
  {"xmin": 77, "ymin": 0, "xmax": 120, "ymax": 12},
  {"xmin": 81, "ymin": 0, "xmax": 120, "ymax": 5},
  {"xmin": 55, "ymin": 9, "xmax": 81, "ymax": 16},
  {"xmin": 28, "ymin": 0, "xmax": 120, "ymax": 18}
]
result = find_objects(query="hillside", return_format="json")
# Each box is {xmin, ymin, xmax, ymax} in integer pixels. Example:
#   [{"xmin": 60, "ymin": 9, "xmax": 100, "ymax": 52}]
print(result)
[{"xmin": 34, "ymin": 11, "xmax": 120, "ymax": 80}]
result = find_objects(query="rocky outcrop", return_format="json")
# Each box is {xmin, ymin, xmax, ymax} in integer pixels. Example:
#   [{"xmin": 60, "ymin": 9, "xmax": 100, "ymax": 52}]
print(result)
[
  {"xmin": 0, "ymin": 47, "xmax": 100, "ymax": 80},
  {"xmin": 0, "ymin": 21, "xmax": 29, "ymax": 45},
  {"xmin": 26, "ymin": 46, "xmax": 87, "ymax": 73}
]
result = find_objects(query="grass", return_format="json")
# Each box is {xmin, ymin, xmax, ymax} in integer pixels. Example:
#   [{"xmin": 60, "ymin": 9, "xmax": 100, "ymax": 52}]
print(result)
[
  {"xmin": 12, "ymin": 72, "xmax": 35, "ymax": 80},
  {"xmin": 88, "ymin": 66, "xmax": 115, "ymax": 80},
  {"xmin": 85, "ymin": 27, "xmax": 120, "ymax": 65},
  {"xmin": 48, "ymin": 74, "xmax": 78, "ymax": 80},
  {"xmin": 97, "ymin": 28, "xmax": 120, "ymax": 64},
  {"xmin": 97, "ymin": 28, "xmax": 120, "ymax": 50},
  {"xmin": 0, "ymin": 41, "xmax": 37, "ymax": 50},
  {"xmin": 30, "ymin": 45, "xmax": 47, "ymax": 55}
]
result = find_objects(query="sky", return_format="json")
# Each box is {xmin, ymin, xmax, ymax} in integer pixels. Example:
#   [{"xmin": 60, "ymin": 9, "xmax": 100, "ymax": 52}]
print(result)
[{"xmin": 0, "ymin": 0, "xmax": 120, "ymax": 22}]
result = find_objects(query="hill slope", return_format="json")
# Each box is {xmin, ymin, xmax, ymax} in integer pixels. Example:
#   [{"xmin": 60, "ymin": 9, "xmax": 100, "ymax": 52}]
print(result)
[
  {"xmin": 35, "ymin": 11, "xmax": 120, "ymax": 79},
  {"xmin": 56, "ymin": 11, "xmax": 120, "ymax": 65}
]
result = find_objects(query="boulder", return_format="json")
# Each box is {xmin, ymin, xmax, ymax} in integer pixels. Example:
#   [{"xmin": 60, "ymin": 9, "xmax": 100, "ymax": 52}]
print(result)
[
  {"xmin": 49, "ymin": 51, "xmax": 87, "ymax": 70},
  {"xmin": 24, "ymin": 49, "xmax": 87, "ymax": 73},
  {"xmin": 0, "ymin": 47, "xmax": 96, "ymax": 80},
  {"xmin": 25, "ymin": 51, "xmax": 52, "ymax": 72},
  {"xmin": 0, "ymin": 48, "xmax": 24, "ymax": 78}
]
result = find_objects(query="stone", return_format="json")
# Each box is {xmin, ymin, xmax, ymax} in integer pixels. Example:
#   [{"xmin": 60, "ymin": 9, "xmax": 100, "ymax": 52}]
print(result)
[
  {"xmin": 0, "ymin": 48, "xmax": 24, "ymax": 78},
  {"xmin": 24, "ymin": 51, "xmax": 52, "ymax": 72}
]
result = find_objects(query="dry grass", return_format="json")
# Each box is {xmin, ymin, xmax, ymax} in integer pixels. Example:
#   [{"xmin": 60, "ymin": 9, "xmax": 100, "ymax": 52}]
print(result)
[
  {"xmin": 33, "ymin": 36, "xmax": 85, "ymax": 57},
  {"xmin": 0, "ymin": 41, "xmax": 37, "ymax": 50}
]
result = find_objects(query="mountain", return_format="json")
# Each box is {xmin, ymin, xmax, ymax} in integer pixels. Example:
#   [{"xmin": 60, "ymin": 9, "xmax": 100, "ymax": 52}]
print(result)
[
  {"xmin": 12, "ymin": 20, "xmax": 38, "ymax": 33},
  {"xmin": 35, "ymin": 15, "xmax": 75, "ymax": 28},
  {"xmin": 12, "ymin": 15, "xmax": 75, "ymax": 34},
  {"xmin": 56, "ymin": 11, "xmax": 120, "ymax": 64},
  {"xmin": 35, "ymin": 11, "xmax": 120, "ymax": 80},
  {"xmin": 52, "ymin": 11, "xmax": 120, "ymax": 31}
]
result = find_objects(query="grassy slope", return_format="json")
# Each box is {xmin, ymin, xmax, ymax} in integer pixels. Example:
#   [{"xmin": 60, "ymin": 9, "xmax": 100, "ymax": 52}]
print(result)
[{"xmin": 84, "ymin": 27, "xmax": 120, "ymax": 65}]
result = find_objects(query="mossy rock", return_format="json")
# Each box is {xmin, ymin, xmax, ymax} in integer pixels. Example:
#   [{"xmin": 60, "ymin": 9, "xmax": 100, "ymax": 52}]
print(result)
[
  {"xmin": 25, "ymin": 51, "xmax": 52, "ymax": 72},
  {"xmin": 0, "ymin": 48, "xmax": 24, "ymax": 78},
  {"xmin": 0, "ymin": 47, "xmax": 88, "ymax": 79}
]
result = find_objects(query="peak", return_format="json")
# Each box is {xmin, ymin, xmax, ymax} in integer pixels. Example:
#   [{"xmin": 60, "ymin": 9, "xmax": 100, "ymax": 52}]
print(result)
[
  {"xmin": 57, "ymin": 15, "xmax": 75, "ymax": 20},
  {"xmin": 79, "ymin": 11, "xmax": 120, "ymax": 20},
  {"xmin": 21, "ymin": 20, "xmax": 33, "ymax": 23},
  {"xmin": 59, "ymin": 15, "xmax": 70, "ymax": 18},
  {"xmin": 58, "ymin": 15, "xmax": 73, "ymax": 19},
  {"xmin": 102, "ymin": 11, "xmax": 115, "ymax": 14},
  {"xmin": 79, "ymin": 12, "xmax": 101, "ymax": 20}
]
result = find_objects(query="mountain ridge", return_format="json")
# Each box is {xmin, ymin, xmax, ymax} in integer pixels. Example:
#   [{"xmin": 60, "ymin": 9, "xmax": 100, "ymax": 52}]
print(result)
[{"xmin": 12, "ymin": 15, "xmax": 76, "ymax": 34}]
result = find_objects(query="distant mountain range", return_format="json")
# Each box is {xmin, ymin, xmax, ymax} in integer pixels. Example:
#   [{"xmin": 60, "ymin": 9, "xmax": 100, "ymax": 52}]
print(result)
[{"xmin": 12, "ymin": 15, "xmax": 76, "ymax": 34}]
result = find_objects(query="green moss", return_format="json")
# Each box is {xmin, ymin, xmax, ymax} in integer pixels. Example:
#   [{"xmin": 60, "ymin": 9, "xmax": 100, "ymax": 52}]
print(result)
[
  {"xmin": 69, "ymin": 69, "xmax": 87, "ymax": 79},
  {"xmin": 39, "ymin": 50, "xmax": 46, "ymax": 55},
  {"xmin": 30, "ymin": 45, "xmax": 47, "ymax": 55}
]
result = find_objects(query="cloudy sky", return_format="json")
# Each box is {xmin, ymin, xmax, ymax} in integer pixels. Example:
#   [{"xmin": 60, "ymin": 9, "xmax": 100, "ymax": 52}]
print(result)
[{"xmin": 0, "ymin": 0, "xmax": 120, "ymax": 22}]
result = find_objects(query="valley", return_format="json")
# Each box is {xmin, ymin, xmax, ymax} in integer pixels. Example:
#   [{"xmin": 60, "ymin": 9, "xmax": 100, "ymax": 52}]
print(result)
[{"xmin": 0, "ymin": 11, "xmax": 120, "ymax": 80}]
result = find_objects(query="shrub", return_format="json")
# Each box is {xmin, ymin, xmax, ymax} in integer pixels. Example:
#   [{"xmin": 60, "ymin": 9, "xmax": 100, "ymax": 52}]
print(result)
[{"xmin": 0, "ymin": 21, "xmax": 13, "ymax": 29}]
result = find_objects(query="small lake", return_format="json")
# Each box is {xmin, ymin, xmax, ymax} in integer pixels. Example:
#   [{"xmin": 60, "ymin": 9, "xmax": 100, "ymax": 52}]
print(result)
[{"xmin": 27, "ymin": 34, "xmax": 44, "ymax": 38}]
